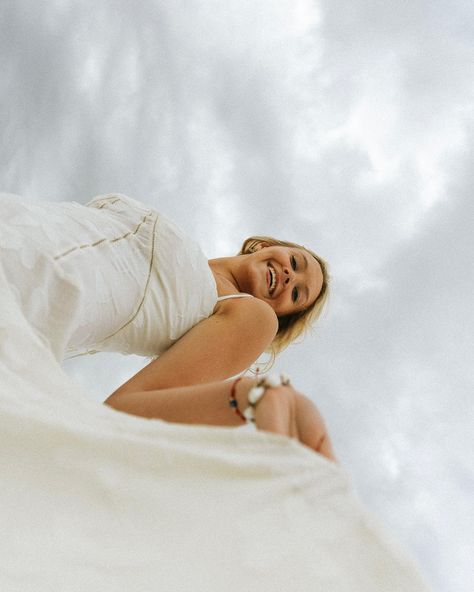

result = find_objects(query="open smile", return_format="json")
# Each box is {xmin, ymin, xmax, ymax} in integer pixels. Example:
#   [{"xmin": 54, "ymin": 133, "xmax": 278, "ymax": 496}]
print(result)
[{"xmin": 267, "ymin": 263, "xmax": 278, "ymax": 296}]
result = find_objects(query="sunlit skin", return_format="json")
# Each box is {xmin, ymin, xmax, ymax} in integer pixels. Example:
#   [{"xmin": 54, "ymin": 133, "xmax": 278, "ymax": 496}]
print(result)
[{"xmin": 209, "ymin": 244, "xmax": 324, "ymax": 317}]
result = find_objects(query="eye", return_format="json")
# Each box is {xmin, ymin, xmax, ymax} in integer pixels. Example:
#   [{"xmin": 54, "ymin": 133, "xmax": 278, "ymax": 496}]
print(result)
[
  {"xmin": 292, "ymin": 287, "xmax": 299, "ymax": 303},
  {"xmin": 291, "ymin": 255, "xmax": 297, "ymax": 270}
]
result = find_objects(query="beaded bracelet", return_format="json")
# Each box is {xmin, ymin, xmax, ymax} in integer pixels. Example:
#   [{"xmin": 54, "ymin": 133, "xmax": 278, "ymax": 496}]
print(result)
[
  {"xmin": 229, "ymin": 373, "xmax": 291, "ymax": 424},
  {"xmin": 229, "ymin": 376, "xmax": 246, "ymax": 422}
]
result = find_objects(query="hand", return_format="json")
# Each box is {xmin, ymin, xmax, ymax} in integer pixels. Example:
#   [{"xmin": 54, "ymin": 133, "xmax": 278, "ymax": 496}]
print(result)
[{"xmin": 249, "ymin": 385, "xmax": 337, "ymax": 462}]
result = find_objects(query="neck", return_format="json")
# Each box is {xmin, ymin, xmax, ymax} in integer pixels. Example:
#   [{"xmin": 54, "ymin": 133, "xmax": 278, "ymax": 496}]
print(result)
[{"xmin": 208, "ymin": 256, "xmax": 243, "ymax": 293}]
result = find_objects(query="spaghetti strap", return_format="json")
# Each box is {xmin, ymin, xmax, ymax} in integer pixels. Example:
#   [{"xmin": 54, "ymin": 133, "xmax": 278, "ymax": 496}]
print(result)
[{"xmin": 216, "ymin": 293, "xmax": 254, "ymax": 302}]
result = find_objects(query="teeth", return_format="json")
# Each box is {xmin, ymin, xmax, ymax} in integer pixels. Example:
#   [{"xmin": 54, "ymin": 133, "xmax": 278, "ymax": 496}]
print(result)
[{"xmin": 269, "ymin": 265, "xmax": 276, "ymax": 294}]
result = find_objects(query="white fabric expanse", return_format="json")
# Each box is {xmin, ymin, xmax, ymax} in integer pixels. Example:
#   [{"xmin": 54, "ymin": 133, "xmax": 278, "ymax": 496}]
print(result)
[{"xmin": 0, "ymin": 242, "xmax": 430, "ymax": 591}]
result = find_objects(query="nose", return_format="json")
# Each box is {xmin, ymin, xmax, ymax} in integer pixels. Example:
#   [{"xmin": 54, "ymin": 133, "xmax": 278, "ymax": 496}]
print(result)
[{"xmin": 283, "ymin": 266, "xmax": 293, "ymax": 285}]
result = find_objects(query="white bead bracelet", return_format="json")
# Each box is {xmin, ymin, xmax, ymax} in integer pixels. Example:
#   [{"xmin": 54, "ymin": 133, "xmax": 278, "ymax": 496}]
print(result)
[{"xmin": 243, "ymin": 373, "xmax": 291, "ymax": 423}]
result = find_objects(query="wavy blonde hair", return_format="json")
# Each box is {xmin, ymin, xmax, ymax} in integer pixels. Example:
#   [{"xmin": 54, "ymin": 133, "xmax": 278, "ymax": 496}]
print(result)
[{"xmin": 239, "ymin": 236, "xmax": 330, "ymax": 357}]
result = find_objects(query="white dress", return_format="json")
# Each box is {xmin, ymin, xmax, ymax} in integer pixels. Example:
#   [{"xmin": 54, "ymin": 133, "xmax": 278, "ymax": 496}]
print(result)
[
  {"xmin": 0, "ymin": 193, "xmax": 218, "ymax": 360},
  {"xmin": 0, "ymin": 193, "xmax": 430, "ymax": 591}
]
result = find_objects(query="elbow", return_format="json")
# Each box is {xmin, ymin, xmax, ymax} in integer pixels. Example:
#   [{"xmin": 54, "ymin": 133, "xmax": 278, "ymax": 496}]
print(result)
[
  {"xmin": 103, "ymin": 391, "xmax": 137, "ymax": 416},
  {"xmin": 104, "ymin": 388, "xmax": 132, "ymax": 410},
  {"xmin": 103, "ymin": 392, "xmax": 119, "ymax": 409}
]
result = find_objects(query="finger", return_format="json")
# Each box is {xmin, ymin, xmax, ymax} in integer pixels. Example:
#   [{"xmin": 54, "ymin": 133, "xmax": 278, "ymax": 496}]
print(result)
[
  {"xmin": 294, "ymin": 393, "xmax": 337, "ymax": 461},
  {"xmin": 316, "ymin": 432, "xmax": 338, "ymax": 462}
]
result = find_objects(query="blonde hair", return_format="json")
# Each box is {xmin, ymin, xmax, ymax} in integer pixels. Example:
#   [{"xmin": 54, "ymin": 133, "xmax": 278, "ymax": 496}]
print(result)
[{"xmin": 239, "ymin": 236, "xmax": 330, "ymax": 357}]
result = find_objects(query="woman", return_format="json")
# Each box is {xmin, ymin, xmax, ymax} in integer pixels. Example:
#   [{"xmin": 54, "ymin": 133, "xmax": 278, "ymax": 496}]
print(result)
[
  {"xmin": 1, "ymin": 192, "xmax": 328, "ymax": 390},
  {"xmin": 1, "ymin": 191, "xmax": 331, "ymax": 454},
  {"xmin": 0, "ymin": 194, "xmax": 430, "ymax": 591}
]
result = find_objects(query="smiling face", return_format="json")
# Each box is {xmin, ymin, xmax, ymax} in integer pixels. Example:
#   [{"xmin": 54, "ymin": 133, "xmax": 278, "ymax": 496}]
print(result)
[{"xmin": 241, "ymin": 244, "xmax": 324, "ymax": 317}]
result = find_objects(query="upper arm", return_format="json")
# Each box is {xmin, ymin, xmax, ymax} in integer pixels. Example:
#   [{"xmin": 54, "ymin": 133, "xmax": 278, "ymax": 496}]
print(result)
[{"xmin": 111, "ymin": 298, "xmax": 278, "ymax": 394}]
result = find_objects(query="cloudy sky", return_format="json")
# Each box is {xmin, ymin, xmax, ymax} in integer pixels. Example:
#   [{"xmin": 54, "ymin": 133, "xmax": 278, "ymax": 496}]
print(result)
[{"xmin": 1, "ymin": 1, "xmax": 473, "ymax": 590}]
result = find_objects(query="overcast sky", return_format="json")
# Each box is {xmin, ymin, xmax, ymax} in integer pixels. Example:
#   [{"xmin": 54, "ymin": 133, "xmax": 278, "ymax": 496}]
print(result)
[{"xmin": 1, "ymin": 1, "xmax": 473, "ymax": 591}]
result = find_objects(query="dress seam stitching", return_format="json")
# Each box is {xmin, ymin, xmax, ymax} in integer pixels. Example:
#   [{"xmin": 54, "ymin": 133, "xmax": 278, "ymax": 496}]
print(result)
[
  {"xmin": 92, "ymin": 214, "xmax": 159, "ymax": 345},
  {"xmin": 53, "ymin": 206, "xmax": 153, "ymax": 261}
]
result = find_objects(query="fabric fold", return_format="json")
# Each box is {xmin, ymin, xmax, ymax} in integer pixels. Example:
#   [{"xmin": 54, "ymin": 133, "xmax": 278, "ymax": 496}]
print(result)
[{"xmin": 0, "ymin": 252, "xmax": 430, "ymax": 591}]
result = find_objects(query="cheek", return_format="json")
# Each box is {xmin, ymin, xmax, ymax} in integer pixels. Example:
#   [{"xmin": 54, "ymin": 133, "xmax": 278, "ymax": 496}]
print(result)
[{"xmin": 274, "ymin": 297, "xmax": 294, "ymax": 316}]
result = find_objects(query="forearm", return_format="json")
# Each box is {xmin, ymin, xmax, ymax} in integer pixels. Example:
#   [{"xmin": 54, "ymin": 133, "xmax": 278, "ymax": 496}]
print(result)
[
  {"xmin": 105, "ymin": 377, "xmax": 338, "ymax": 462},
  {"xmin": 104, "ymin": 377, "xmax": 255, "ymax": 427}
]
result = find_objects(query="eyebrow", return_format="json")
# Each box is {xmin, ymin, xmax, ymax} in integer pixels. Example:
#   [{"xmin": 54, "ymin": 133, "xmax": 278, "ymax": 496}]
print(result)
[
  {"xmin": 303, "ymin": 285, "xmax": 310, "ymax": 306},
  {"xmin": 300, "ymin": 253, "xmax": 310, "ymax": 306},
  {"xmin": 301, "ymin": 253, "xmax": 309, "ymax": 271}
]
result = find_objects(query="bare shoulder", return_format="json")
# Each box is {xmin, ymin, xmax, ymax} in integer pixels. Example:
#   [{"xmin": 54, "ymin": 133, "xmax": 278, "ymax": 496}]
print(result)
[{"xmin": 215, "ymin": 296, "xmax": 278, "ymax": 337}]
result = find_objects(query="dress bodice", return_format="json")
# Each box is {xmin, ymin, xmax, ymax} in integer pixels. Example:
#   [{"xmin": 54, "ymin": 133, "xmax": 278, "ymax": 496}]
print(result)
[
  {"xmin": 0, "ymin": 193, "xmax": 219, "ymax": 360},
  {"xmin": 64, "ymin": 194, "xmax": 219, "ymax": 357}
]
